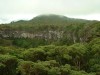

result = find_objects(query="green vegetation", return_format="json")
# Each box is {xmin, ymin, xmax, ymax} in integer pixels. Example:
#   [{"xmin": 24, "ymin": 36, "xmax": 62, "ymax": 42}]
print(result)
[{"xmin": 0, "ymin": 15, "xmax": 100, "ymax": 75}]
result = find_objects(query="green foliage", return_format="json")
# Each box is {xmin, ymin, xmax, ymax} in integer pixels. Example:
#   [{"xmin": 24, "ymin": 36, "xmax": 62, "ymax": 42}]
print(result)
[
  {"xmin": 0, "ymin": 39, "xmax": 13, "ymax": 46},
  {"xmin": 0, "ymin": 54, "xmax": 18, "ymax": 75},
  {"xmin": 60, "ymin": 64, "xmax": 71, "ymax": 75},
  {"xmin": 0, "ymin": 15, "xmax": 99, "ymax": 75},
  {"xmin": 18, "ymin": 61, "xmax": 34, "ymax": 75},
  {"xmin": 70, "ymin": 70, "xmax": 95, "ymax": 75},
  {"xmin": 22, "ymin": 48, "xmax": 47, "ymax": 62},
  {"xmin": 68, "ymin": 43, "xmax": 87, "ymax": 70},
  {"xmin": 0, "ymin": 42, "xmax": 99, "ymax": 75}
]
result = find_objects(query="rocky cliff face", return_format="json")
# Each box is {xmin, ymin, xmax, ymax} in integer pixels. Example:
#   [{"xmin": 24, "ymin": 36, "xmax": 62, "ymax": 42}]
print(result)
[
  {"xmin": 0, "ymin": 29, "xmax": 91, "ymax": 43},
  {"xmin": 0, "ymin": 30, "xmax": 64, "ymax": 40}
]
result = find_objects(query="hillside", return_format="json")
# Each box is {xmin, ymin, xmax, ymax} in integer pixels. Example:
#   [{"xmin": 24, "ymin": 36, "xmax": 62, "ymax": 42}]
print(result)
[
  {"xmin": 0, "ymin": 14, "xmax": 100, "ymax": 47},
  {"xmin": 0, "ymin": 14, "xmax": 100, "ymax": 75}
]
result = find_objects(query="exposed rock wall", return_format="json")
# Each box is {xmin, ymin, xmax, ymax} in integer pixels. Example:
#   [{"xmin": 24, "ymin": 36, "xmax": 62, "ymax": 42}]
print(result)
[
  {"xmin": 0, "ymin": 29, "xmax": 91, "ymax": 43},
  {"xmin": 0, "ymin": 30, "xmax": 64, "ymax": 40}
]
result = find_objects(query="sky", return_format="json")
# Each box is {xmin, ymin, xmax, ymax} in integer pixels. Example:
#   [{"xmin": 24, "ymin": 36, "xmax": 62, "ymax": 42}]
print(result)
[{"xmin": 0, "ymin": 0, "xmax": 100, "ymax": 24}]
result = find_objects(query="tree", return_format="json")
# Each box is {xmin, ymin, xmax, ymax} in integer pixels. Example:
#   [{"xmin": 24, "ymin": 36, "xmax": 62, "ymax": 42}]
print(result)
[
  {"xmin": 0, "ymin": 54, "xmax": 18, "ymax": 75},
  {"xmin": 60, "ymin": 64, "xmax": 71, "ymax": 75},
  {"xmin": 18, "ymin": 61, "xmax": 34, "ymax": 75},
  {"xmin": 22, "ymin": 48, "xmax": 46, "ymax": 62},
  {"xmin": 68, "ymin": 43, "xmax": 87, "ymax": 70}
]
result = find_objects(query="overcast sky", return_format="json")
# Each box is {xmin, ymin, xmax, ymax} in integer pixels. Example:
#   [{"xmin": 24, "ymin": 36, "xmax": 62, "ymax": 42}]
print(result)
[{"xmin": 0, "ymin": 0, "xmax": 100, "ymax": 23}]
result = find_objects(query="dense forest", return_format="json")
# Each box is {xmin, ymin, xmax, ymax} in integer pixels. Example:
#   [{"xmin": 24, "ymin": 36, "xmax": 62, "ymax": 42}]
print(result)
[{"xmin": 0, "ymin": 14, "xmax": 100, "ymax": 75}]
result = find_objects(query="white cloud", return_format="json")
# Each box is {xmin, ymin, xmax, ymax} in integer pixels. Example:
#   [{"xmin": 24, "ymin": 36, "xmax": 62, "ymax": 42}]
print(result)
[
  {"xmin": 0, "ymin": 0, "xmax": 100, "ymax": 23},
  {"xmin": 0, "ymin": 14, "xmax": 38, "ymax": 24},
  {"xmin": 86, "ymin": 14, "xmax": 100, "ymax": 20},
  {"xmin": 66, "ymin": 13, "xmax": 100, "ymax": 21}
]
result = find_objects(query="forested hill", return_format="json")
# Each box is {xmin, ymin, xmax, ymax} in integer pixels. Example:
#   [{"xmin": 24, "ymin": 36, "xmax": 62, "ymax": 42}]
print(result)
[
  {"xmin": 0, "ymin": 14, "xmax": 100, "ymax": 75},
  {"xmin": 0, "ymin": 14, "xmax": 100, "ymax": 47}
]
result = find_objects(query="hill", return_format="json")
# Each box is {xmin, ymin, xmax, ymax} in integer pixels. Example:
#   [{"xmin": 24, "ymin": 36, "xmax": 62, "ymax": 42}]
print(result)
[
  {"xmin": 0, "ymin": 14, "xmax": 100, "ymax": 47},
  {"xmin": 0, "ymin": 14, "xmax": 100, "ymax": 75}
]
